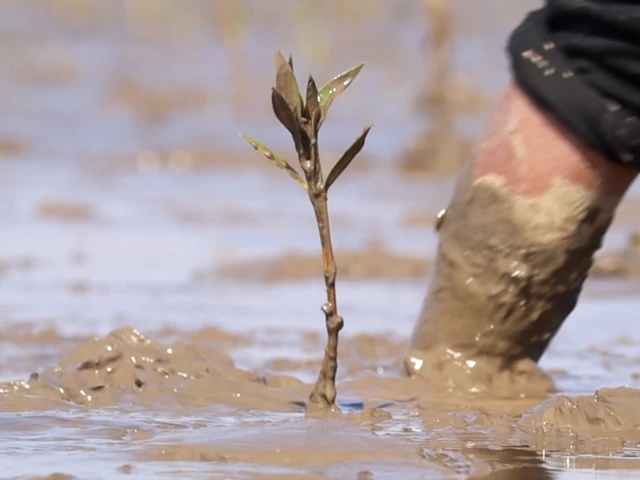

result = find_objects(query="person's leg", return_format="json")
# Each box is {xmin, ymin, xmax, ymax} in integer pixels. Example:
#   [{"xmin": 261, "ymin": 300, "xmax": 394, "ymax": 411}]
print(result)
[{"xmin": 405, "ymin": 83, "xmax": 638, "ymax": 395}]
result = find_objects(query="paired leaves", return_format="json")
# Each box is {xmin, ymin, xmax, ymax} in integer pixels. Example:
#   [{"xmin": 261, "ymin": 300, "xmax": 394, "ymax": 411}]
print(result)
[
  {"xmin": 273, "ymin": 52, "xmax": 364, "ymax": 133},
  {"xmin": 240, "ymin": 53, "xmax": 370, "ymax": 192}
]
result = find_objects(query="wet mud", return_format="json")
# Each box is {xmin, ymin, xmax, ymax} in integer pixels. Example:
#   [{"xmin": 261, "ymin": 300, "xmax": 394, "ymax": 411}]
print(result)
[
  {"xmin": 212, "ymin": 242, "xmax": 431, "ymax": 283},
  {"xmin": 407, "ymin": 173, "xmax": 616, "ymax": 392},
  {"xmin": 35, "ymin": 200, "xmax": 95, "ymax": 222},
  {"xmin": 398, "ymin": 114, "xmax": 475, "ymax": 177},
  {"xmin": 5, "ymin": 327, "xmax": 640, "ymax": 478},
  {"xmin": 592, "ymin": 231, "xmax": 640, "ymax": 278}
]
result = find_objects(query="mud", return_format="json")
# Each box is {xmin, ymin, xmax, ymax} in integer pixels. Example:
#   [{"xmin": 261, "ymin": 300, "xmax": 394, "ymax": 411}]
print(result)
[
  {"xmin": 109, "ymin": 79, "xmax": 209, "ymax": 124},
  {"xmin": 35, "ymin": 200, "xmax": 95, "ymax": 222},
  {"xmin": 398, "ymin": 115, "xmax": 475, "ymax": 176},
  {"xmin": 591, "ymin": 231, "xmax": 640, "ymax": 278},
  {"xmin": 0, "ymin": 135, "xmax": 25, "ymax": 157},
  {"xmin": 5, "ymin": 327, "xmax": 640, "ymax": 478},
  {"xmin": 212, "ymin": 242, "xmax": 431, "ymax": 283},
  {"xmin": 406, "ymin": 173, "xmax": 616, "ymax": 396}
]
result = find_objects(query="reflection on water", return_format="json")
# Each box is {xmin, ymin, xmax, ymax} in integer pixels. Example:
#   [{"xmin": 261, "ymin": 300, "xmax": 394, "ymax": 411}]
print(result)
[{"xmin": 2, "ymin": 1, "xmax": 640, "ymax": 479}]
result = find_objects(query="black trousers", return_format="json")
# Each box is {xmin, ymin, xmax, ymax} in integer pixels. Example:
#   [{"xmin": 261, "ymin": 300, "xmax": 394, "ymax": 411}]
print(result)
[{"xmin": 508, "ymin": 0, "xmax": 640, "ymax": 168}]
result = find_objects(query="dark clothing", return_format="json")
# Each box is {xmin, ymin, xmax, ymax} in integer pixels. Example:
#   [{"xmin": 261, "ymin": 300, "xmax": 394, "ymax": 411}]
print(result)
[{"xmin": 508, "ymin": 1, "xmax": 640, "ymax": 167}]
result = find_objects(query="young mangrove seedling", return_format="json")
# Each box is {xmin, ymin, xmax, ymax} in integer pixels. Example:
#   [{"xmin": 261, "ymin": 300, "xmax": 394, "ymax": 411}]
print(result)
[{"xmin": 240, "ymin": 52, "xmax": 371, "ymax": 417}]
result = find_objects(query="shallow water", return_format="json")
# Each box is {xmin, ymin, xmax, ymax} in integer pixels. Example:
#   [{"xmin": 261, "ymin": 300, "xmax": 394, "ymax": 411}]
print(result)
[{"xmin": 3, "ymin": 1, "xmax": 640, "ymax": 479}]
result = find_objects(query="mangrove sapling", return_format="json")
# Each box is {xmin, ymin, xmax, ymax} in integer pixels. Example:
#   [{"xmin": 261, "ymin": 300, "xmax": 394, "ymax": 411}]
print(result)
[{"xmin": 239, "ymin": 52, "xmax": 371, "ymax": 417}]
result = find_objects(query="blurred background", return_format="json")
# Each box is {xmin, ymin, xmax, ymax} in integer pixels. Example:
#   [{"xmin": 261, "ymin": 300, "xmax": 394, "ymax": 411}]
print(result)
[{"xmin": 7, "ymin": 0, "xmax": 640, "ymax": 384}]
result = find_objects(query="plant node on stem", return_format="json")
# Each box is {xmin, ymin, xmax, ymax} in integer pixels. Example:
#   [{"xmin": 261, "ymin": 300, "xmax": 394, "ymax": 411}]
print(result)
[{"xmin": 240, "ymin": 52, "xmax": 371, "ymax": 418}]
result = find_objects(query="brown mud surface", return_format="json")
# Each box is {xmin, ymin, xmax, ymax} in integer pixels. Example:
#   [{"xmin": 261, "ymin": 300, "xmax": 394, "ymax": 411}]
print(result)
[
  {"xmin": 398, "ymin": 116, "xmax": 475, "ymax": 177},
  {"xmin": 591, "ymin": 231, "xmax": 640, "ymax": 279},
  {"xmin": 5, "ymin": 326, "xmax": 640, "ymax": 478},
  {"xmin": 211, "ymin": 242, "xmax": 431, "ymax": 283}
]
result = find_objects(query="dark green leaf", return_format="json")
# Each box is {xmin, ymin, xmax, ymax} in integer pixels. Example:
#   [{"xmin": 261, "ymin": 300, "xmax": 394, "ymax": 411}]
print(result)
[
  {"xmin": 317, "ymin": 62, "xmax": 365, "ymax": 128},
  {"xmin": 271, "ymin": 88, "xmax": 301, "ymax": 149},
  {"xmin": 306, "ymin": 75, "xmax": 320, "ymax": 128},
  {"xmin": 325, "ymin": 125, "xmax": 372, "ymax": 191},
  {"xmin": 275, "ymin": 51, "xmax": 303, "ymax": 117},
  {"xmin": 239, "ymin": 134, "xmax": 308, "ymax": 190}
]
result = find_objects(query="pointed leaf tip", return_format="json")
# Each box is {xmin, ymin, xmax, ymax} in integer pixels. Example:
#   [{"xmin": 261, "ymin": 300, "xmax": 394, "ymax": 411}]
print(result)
[
  {"xmin": 275, "ymin": 52, "xmax": 303, "ymax": 118},
  {"xmin": 317, "ymin": 62, "xmax": 366, "ymax": 130},
  {"xmin": 325, "ymin": 125, "xmax": 372, "ymax": 191},
  {"xmin": 305, "ymin": 75, "xmax": 320, "ymax": 127}
]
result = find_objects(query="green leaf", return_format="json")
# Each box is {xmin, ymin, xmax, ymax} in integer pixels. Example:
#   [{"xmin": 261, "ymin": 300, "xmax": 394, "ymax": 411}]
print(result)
[
  {"xmin": 305, "ymin": 75, "xmax": 320, "ymax": 128},
  {"xmin": 271, "ymin": 88, "xmax": 301, "ymax": 150},
  {"xmin": 325, "ymin": 125, "xmax": 372, "ymax": 191},
  {"xmin": 239, "ymin": 134, "xmax": 308, "ymax": 191},
  {"xmin": 317, "ymin": 62, "xmax": 365, "ymax": 128},
  {"xmin": 275, "ymin": 51, "xmax": 303, "ymax": 117}
]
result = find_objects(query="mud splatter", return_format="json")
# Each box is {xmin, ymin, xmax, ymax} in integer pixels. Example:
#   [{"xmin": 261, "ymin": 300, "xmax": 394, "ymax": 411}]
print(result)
[{"xmin": 406, "ymin": 174, "xmax": 616, "ymax": 395}]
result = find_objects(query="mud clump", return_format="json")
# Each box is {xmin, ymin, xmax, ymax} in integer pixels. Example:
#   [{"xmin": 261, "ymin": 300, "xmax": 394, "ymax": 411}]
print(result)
[
  {"xmin": 0, "ymin": 135, "xmax": 25, "ymax": 157},
  {"xmin": 211, "ymin": 243, "xmax": 431, "ymax": 283},
  {"xmin": 0, "ymin": 327, "xmax": 305, "ymax": 413},
  {"xmin": 591, "ymin": 231, "xmax": 640, "ymax": 278},
  {"xmin": 0, "ymin": 327, "xmax": 408, "ymax": 418},
  {"xmin": 405, "ymin": 174, "xmax": 616, "ymax": 396},
  {"xmin": 36, "ymin": 200, "xmax": 95, "ymax": 222},
  {"xmin": 29, "ymin": 474, "xmax": 76, "ymax": 480},
  {"xmin": 519, "ymin": 387, "xmax": 640, "ymax": 446}
]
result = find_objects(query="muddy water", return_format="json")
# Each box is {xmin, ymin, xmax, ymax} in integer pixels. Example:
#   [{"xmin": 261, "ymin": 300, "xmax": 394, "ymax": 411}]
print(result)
[{"xmin": 3, "ymin": 1, "xmax": 640, "ymax": 479}]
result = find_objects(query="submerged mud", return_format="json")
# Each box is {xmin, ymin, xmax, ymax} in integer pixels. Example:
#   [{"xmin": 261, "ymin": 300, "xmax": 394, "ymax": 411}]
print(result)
[{"xmin": 405, "ymin": 173, "xmax": 616, "ymax": 395}]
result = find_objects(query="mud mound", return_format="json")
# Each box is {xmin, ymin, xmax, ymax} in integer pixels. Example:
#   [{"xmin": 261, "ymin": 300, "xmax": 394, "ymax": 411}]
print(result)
[
  {"xmin": 0, "ymin": 327, "xmax": 305, "ymax": 413},
  {"xmin": 5, "ymin": 327, "xmax": 640, "ymax": 477},
  {"xmin": 0, "ymin": 327, "xmax": 411, "ymax": 421},
  {"xmin": 519, "ymin": 387, "xmax": 640, "ymax": 442},
  {"xmin": 36, "ymin": 200, "xmax": 95, "ymax": 222}
]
